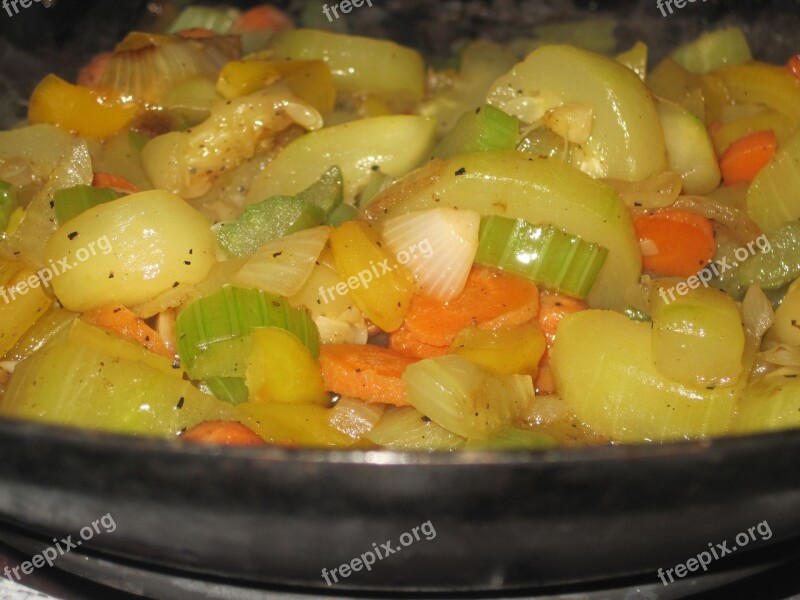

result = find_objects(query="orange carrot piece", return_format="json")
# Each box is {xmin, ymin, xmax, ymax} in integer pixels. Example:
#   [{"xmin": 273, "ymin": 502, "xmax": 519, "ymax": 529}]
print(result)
[
  {"xmin": 177, "ymin": 28, "xmax": 217, "ymax": 39},
  {"xmin": 389, "ymin": 325, "xmax": 449, "ymax": 359},
  {"xmin": 77, "ymin": 52, "xmax": 112, "ymax": 89},
  {"xmin": 534, "ymin": 364, "xmax": 555, "ymax": 396},
  {"xmin": 720, "ymin": 130, "xmax": 777, "ymax": 186},
  {"xmin": 788, "ymin": 54, "xmax": 800, "ymax": 81},
  {"xmin": 319, "ymin": 344, "xmax": 416, "ymax": 407},
  {"xmin": 182, "ymin": 421, "xmax": 266, "ymax": 446},
  {"xmin": 538, "ymin": 293, "xmax": 588, "ymax": 352},
  {"xmin": 92, "ymin": 172, "xmax": 140, "ymax": 194},
  {"xmin": 82, "ymin": 304, "xmax": 173, "ymax": 358},
  {"xmin": 402, "ymin": 266, "xmax": 539, "ymax": 348},
  {"xmin": 233, "ymin": 5, "xmax": 294, "ymax": 32},
  {"xmin": 633, "ymin": 210, "xmax": 716, "ymax": 278}
]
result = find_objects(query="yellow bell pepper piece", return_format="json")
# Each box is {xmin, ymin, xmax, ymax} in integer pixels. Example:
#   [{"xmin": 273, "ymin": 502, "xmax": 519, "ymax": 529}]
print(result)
[
  {"xmin": 329, "ymin": 221, "xmax": 414, "ymax": 332},
  {"xmin": 238, "ymin": 402, "xmax": 356, "ymax": 448},
  {"xmin": 246, "ymin": 327, "xmax": 329, "ymax": 405},
  {"xmin": 28, "ymin": 75, "xmax": 138, "ymax": 139},
  {"xmin": 0, "ymin": 267, "xmax": 53, "ymax": 356},
  {"xmin": 216, "ymin": 60, "xmax": 335, "ymax": 114},
  {"xmin": 450, "ymin": 322, "xmax": 546, "ymax": 376}
]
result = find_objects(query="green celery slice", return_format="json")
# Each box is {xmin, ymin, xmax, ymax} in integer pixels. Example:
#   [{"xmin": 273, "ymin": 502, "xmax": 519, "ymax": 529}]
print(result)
[
  {"xmin": 53, "ymin": 185, "xmax": 122, "ymax": 225},
  {"xmin": 297, "ymin": 165, "xmax": 343, "ymax": 218},
  {"xmin": 736, "ymin": 221, "xmax": 800, "ymax": 289},
  {"xmin": 475, "ymin": 215, "xmax": 609, "ymax": 299},
  {"xmin": 168, "ymin": 5, "xmax": 240, "ymax": 34},
  {"xmin": 217, "ymin": 196, "xmax": 325, "ymax": 257},
  {"xmin": 327, "ymin": 203, "xmax": 358, "ymax": 227},
  {"xmin": 433, "ymin": 104, "xmax": 519, "ymax": 160},
  {"xmin": 0, "ymin": 179, "xmax": 18, "ymax": 234},
  {"xmin": 671, "ymin": 27, "xmax": 752, "ymax": 74},
  {"xmin": 176, "ymin": 286, "xmax": 320, "ymax": 380},
  {"xmin": 203, "ymin": 377, "xmax": 250, "ymax": 406}
]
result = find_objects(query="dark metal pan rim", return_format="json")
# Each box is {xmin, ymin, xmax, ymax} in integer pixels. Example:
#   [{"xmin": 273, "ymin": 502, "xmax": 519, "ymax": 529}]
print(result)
[{"xmin": 2, "ymin": 416, "xmax": 796, "ymax": 468}]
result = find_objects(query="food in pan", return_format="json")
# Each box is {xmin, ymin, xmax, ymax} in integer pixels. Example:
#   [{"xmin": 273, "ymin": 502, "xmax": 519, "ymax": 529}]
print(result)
[{"xmin": 0, "ymin": 4, "xmax": 799, "ymax": 450}]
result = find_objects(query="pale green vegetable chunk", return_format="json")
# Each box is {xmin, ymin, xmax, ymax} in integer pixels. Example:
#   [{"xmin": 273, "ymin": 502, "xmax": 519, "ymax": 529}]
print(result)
[
  {"xmin": 551, "ymin": 310, "xmax": 741, "ymax": 443},
  {"xmin": 366, "ymin": 406, "xmax": 464, "ymax": 451},
  {"xmin": 1, "ymin": 342, "xmax": 239, "ymax": 437},
  {"xmin": 487, "ymin": 45, "xmax": 667, "ymax": 181},
  {"xmin": 245, "ymin": 115, "xmax": 436, "ymax": 205},
  {"xmin": 361, "ymin": 152, "xmax": 641, "ymax": 311},
  {"xmin": 657, "ymin": 99, "xmax": 721, "ymax": 195},
  {"xmin": 268, "ymin": 29, "xmax": 425, "ymax": 102},
  {"xmin": 670, "ymin": 27, "xmax": 752, "ymax": 74},
  {"xmin": 768, "ymin": 279, "xmax": 800, "ymax": 346},
  {"xmin": 651, "ymin": 286, "xmax": 745, "ymax": 388},
  {"xmin": 45, "ymin": 190, "xmax": 216, "ymax": 312},
  {"xmin": 733, "ymin": 374, "xmax": 800, "ymax": 434},
  {"xmin": 747, "ymin": 129, "xmax": 800, "ymax": 233}
]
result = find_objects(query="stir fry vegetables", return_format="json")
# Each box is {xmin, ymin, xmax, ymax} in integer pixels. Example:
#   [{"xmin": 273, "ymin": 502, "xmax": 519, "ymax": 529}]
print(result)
[{"xmin": 2, "ymin": 6, "xmax": 800, "ymax": 450}]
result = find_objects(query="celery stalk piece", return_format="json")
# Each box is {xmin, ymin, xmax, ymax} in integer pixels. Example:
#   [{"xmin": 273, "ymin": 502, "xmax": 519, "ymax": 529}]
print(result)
[
  {"xmin": 296, "ymin": 165, "xmax": 343, "ymax": 218},
  {"xmin": 1, "ymin": 342, "xmax": 239, "ymax": 437},
  {"xmin": 217, "ymin": 196, "xmax": 325, "ymax": 257},
  {"xmin": 550, "ymin": 310, "xmax": 742, "ymax": 443},
  {"xmin": 650, "ymin": 286, "xmax": 745, "ymax": 388},
  {"xmin": 203, "ymin": 377, "xmax": 250, "ymax": 406},
  {"xmin": 327, "ymin": 203, "xmax": 358, "ymax": 227},
  {"xmin": 736, "ymin": 221, "xmax": 800, "ymax": 290},
  {"xmin": 0, "ymin": 180, "xmax": 18, "ymax": 235},
  {"xmin": 747, "ymin": 130, "xmax": 800, "ymax": 233},
  {"xmin": 475, "ymin": 215, "xmax": 608, "ymax": 299},
  {"xmin": 656, "ymin": 99, "xmax": 721, "ymax": 195},
  {"xmin": 671, "ymin": 27, "xmax": 752, "ymax": 74},
  {"xmin": 268, "ymin": 29, "xmax": 425, "ymax": 102},
  {"xmin": 175, "ymin": 286, "xmax": 320, "ymax": 379},
  {"xmin": 433, "ymin": 105, "xmax": 520, "ymax": 160},
  {"xmin": 168, "ymin": 5, "xmax": 241, "ymax": 34},
  {"xmin": 52, "ymin": 185, "xmax": 122, "ymax": 225},
  {"xmin": 403, "ymin": 355, "xmax": 534, "ymax": 440},
  {"xmin": 245, "ymin": 115, "xmax": 436, "ymax": 205},
  {"xmin": 733, "ymin": 374, "xmax": 800, "ymax": 434},
  {"xmin": 362, "ymin": 152, "xmax": 641, "ymax": 311},
  {"xmin": 365, "ymin": 406, "xmax": 465, "ymax": 451},
  {"xmin": 488, "ymin": 45, "xmax": 667, "ymax": 181}
]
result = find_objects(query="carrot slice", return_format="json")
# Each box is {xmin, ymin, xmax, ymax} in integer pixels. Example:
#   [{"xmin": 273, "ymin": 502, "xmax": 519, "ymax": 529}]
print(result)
[
  {"xmin": 92, "ymin": 172, "xmax": 140, "ymax": 194},
  {"xmin": 720, "ymin": 130, "xmax": 777, "ymax": 186},
  {"xmin": 401, "ymin": 266, "xmax": 539, "ymax": 348},
  {"xmin": 389, "ymin": 325, "xmax": 449, "ymax": 359},
  {"xmin": 633, "ymin": 210, "xmax": 716, "ymax": 278},
  {"xmin": 82, "ymin": 304, "xmax": 173, "ymax": 358},
  {"xmin": 77, "ymin": 52, "xmax": 112, "ymax": 89},
  {"xmin": 233, "ymin": 5, "xmax": 293, "ymax": 32},
  {"xmin": 788, "ymin": 54, "xmax": 800, "ymax": 81},
  {"xmin": 319, "ymin": 344, "xmax": 416, "ymax": 407},
  {"xmin": 177, "ymin": 28, "xmax": 217, "ymax": 39},
  {"xmin": 538, "ymin": 293, "xmax": 588, "ymax": 352},
  {"xmin": 182, "ymin": 421, "xmax": 266, "ymax": 446}
]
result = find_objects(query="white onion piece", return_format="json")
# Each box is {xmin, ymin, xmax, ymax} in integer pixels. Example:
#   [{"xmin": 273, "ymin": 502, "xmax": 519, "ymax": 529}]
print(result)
[
  {"xmin": 329, "ymin": 398, "xmax": 385, "ymax": 440},
  {"xmin": 544, "ymin": 102, "xmax": 594, "ymax": 145},
  {"xmin": 99, "ymin": 35, "xmax": 240, "ymax": 106},
  {"xmin": 742, "ymin": 285, "xmax": 775, "ymax": 342},
  {"xmin": 605, "ymin": 171, "xmax": 683, "ymax": 210},
  {"xmin": 234, "ymin": 226, "xmax": 330, "ymax": 297},
  {"xmin": 313, "ymin": 315, "xmax": 369, "ymax": 346},
  {"xmin": 381, "ymin": 207, "xmax": 480, "ymax": 302}
]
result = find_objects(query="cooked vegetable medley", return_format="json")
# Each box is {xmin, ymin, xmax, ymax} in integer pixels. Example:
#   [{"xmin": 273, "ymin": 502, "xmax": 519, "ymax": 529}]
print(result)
[{"xmin": 1, "ymin": 5, "xmax": 800, "ymax": 450}]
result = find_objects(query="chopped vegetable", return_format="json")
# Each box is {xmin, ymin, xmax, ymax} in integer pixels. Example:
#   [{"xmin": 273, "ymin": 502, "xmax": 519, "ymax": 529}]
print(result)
[
  {"xmin": 233, "ymin": 4, "xmax": 293, "ymax": 32},
  {"xmin": 0, "ymin": 267, "xmax": 53, "ymax": 357},
  {"xmin": 169, "ymin": 6, "xmax": 241, "ymax": 35},
  {"xmin": 475, "ymin": 215, "xmax": 609, "ymax": 299},
  {"xmin": 747, "ymin": 129, "xmax": 800, "ymax": 232},
  {"xmin": 365, "ymin": 406, "xmax": 465, "ymax": 451},
  {"xmin": 633, "ymin": 210, "xmax": 716, "ymax": 278},
  {"xmin": 0, "ymin": 180, "xmax": 19, "ymax": 235},
  {"xmin": 720, "ymin": 130, "xmax": 777, "ymax": 186},
  {"xmin": 176, "ymin": 286, "xmax": 320, "ymax": 378},
  {"xmin": 52, "ymin": 185, "xmax": 122, "ymax": 225},
  {"xmin": 403, "ymin": 354, "xmax": 534, "ymax": 440},
  {"xmin": 401, "ymin": 266, "xmax": 539, "ymax": 348},
  {"xmin": 671, "ymin": 27, "xmax": 752, "ymax": 74},
  {"xmin": 82, "ymin": 304, "xmax": 173, "ymax": 358},
  {"xmin": 91, "ymin": 173, "xmax": 140, "ymax": 194},
  {"xmin": 319, "ymin": 344, "xmax": 416, "ymax": 407},
  {"xmin": 181, "ymin": 420, "xmax": 266, "ymax": 446},
  {"xmin": 736, "ymin": 221, "xmax": 800, "ymax": 290},
  {"xmin": 432, "ymin": 105, "xmax": 519, "ymax": 160},
  {"xmin": 238, "ymin": 402, "xmax": 355, "ymax": 448},
  {"xmin": 449, "ymin": 322, "xmax": 546, "ymax": 376}
]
